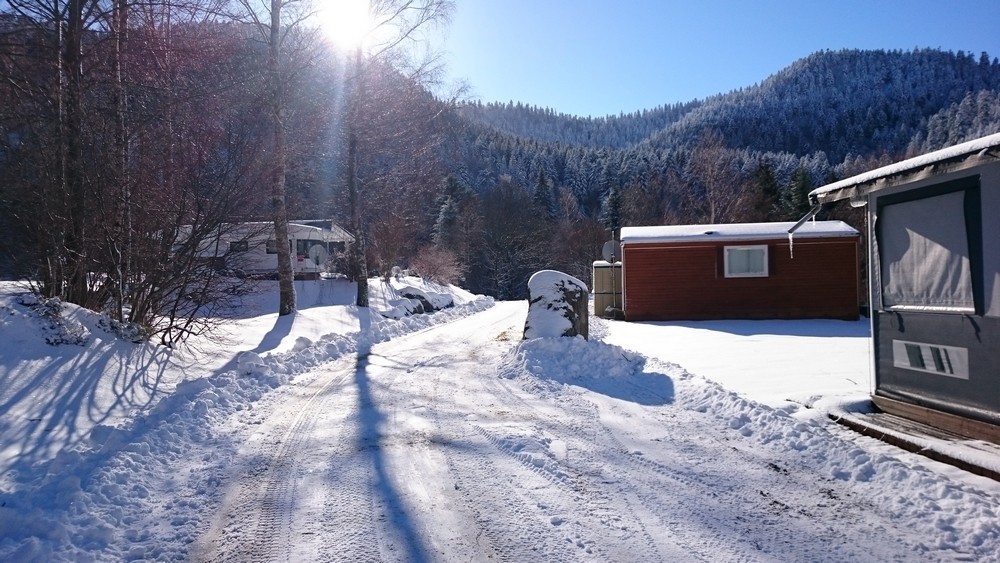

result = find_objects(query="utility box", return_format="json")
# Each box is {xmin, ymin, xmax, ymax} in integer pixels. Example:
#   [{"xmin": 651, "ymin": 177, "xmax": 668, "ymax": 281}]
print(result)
[{"xmin": 592, "ymin": 260, "xmax": 622, "ymax": 318}]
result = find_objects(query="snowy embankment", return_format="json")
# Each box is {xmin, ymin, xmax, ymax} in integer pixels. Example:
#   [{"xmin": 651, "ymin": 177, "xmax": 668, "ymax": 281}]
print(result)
[{"xmin": 0, "ymin": 277, "xmax": 491, "ymax": 561}]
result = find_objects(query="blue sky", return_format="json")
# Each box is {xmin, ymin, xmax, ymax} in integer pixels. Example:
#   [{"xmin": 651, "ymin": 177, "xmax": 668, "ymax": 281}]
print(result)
[{"xmin": 440, "ymin": 0, "xmax": 1000, "ymax": 118}]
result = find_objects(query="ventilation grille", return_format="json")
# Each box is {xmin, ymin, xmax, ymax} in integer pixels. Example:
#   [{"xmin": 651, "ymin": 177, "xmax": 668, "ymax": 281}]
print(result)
[{"xmin": 892, "ymin": 340, "xmax": 969, "ymax": 380}]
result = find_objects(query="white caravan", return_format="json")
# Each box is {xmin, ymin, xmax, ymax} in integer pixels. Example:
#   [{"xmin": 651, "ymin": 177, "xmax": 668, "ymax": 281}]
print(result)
[{"xmin": 180, "ymin": 221, "xmax": 354, "ymax": 278}]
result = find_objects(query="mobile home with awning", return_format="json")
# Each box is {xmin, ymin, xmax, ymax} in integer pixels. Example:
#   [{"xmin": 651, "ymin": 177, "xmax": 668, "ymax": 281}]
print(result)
[{"xmin": 809, "ymin": 132, "xmax": 1000, "ymax": 442}]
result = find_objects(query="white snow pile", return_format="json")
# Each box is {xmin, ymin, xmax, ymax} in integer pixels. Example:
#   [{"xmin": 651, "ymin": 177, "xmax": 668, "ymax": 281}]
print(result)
[
  {"xmin": 669, "ymin": 374, "xmax": 1000, "ymax": 556},
  {"xmin": 368, "ymin": 277, "xmax": 458, "ymax": 319},
  {"xmin": 0, "ymin": 279, "xmax": 491, "ymax": 562},
  {"xmin": 498, "ymin": 336, "xmax": 676, "ymax": 405}
]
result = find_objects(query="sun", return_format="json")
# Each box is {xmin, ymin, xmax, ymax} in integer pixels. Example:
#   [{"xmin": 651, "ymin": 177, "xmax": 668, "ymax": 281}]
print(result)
[{"xmin": 316, "ymin": 0, "xmax": 376, "ymax": 51}]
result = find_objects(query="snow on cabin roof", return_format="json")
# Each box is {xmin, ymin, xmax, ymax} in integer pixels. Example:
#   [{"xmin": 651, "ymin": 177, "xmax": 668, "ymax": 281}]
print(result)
[
  {"xmin": 619, "ymin": 220, "xmax": 858, "ymax": 244},
  {"xmin": 810, "ymin": 132, "xmax": 1000, "ymax": 204}
]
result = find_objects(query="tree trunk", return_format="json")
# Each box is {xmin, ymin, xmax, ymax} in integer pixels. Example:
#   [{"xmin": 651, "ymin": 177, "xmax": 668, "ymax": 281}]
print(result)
[
  {"xmin": 348, "ymin": 47, "xmax": 368, "ymax": 307},
  {"xmin": 63, "ymin": 0, "xmax": 90, "ymax": 307},
  {"xmin": 270, "ymin": 0, "xmax": 295, "ymax": 315},
  {"xmin": 111, "ymin": 0, "xmax": 129, "ymax": 322}
]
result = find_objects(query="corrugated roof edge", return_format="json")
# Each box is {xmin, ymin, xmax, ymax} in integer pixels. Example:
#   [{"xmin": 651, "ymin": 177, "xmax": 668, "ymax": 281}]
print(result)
[
  {"xmin": 620, "ymin": 220, "xmax": 858, "ymax": 244},
  {"xmin": 810, "ymin": 132, "xmax": 1000, "ymax": 204}
]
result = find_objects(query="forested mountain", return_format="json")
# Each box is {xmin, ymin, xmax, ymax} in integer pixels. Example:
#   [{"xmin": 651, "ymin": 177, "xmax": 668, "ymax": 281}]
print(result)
[
  {"xmin": 455, "ymin": 49, "xmax": 1000, "ymax": 160},
  {"xmin": 456, "ymin": 100, "xmax": 703, "ymax": 149},
  {"xmin": 441, "ymin": 48, "xmax": 1000, "ymax": 223},
  {"xmin": 646, "ymin": 49, "xmax": 1000, "ymax": 160},
  {"xmin": 429, "ymin": 48, "xmax": 1000, "ymax": 298}
]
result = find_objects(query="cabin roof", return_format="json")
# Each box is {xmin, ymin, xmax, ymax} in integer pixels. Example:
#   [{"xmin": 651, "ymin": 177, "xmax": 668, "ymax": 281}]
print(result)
[
  {"xmin": 810, "ymin": 132, "xmax": 1000, "ymax": 205},
  {"xmin": 619, "ymin": 220, "xmax": 858, "ymax": 244}
]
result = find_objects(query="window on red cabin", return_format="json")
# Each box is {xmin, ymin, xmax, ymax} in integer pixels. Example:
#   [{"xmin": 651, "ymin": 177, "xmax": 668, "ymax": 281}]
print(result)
[{"xmin": 724, "ymin": 245, "xmax": 768, "ymax": 278}]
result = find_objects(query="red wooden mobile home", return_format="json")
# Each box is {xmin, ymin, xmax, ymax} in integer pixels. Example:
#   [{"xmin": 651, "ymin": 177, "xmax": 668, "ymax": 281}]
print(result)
[{"xmin": 619, "ymin": 221, "xmax": 861, "ymax": 321}]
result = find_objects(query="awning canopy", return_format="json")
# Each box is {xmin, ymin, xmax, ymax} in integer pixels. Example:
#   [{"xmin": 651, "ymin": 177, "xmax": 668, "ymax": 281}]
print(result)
[{"xmin": 809, "ymin": 132, "xmax": 1000, "ymax": 205}]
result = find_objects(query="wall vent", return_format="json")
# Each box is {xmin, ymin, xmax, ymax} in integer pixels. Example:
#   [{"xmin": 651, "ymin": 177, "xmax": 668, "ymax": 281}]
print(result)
[{"xmin": 892, "ymin": 340, "xmax": 969, "ymax": 380}]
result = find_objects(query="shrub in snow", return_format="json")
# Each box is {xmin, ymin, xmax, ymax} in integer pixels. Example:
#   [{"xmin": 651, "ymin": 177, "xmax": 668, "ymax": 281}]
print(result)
[
  {"xmin": 97, "ymin": 317, "xmax": 148, "ymax": 343},
  {"xmin": 17, "ymin": 294, "xmax": 91, "ymax": 346},
  {"xmin": 523, "ymin": 270, "xmax": 589, "ymax": 340},
  {"xmin": 409, "ymin": 245, "xmax": 466, "ymax": 285}
]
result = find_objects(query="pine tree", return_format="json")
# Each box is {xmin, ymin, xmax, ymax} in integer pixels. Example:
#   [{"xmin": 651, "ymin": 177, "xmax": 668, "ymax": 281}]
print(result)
[
  {"xmin": 433, "ymin": 195, "xmax": 458, "ymax": 251},
  {"xmin": 780, "ymin": 167, "xmax": 815, "ymax": 220},
  {"xmin": 533, "ymin": 168, "xmax": 555, "ymax": 219},
  {"xmin": 601, "ymin": 184, "xmax": 624, "ymax": 235},
  {"xmin": 749, "ymin": 158, "xmax": 781, "ymax": 221}
]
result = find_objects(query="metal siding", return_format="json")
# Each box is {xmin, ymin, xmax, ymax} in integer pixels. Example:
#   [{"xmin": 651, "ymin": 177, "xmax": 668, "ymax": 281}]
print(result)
[
  {"xmin": 622, "ymin": 237, "xmax": 859, "ymax": 321},
  {"xmin": 866, "ymin": 163, "xmax": 1000, "ymax": 429},
  {"xmin": 874, "ymin": 311, "xmax": 1000, "ymax": 426}
]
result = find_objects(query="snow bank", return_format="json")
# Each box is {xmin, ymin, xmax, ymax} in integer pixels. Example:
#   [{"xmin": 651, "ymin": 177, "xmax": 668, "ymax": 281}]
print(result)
[
  {"xmin": 498, "ymin": 336, "xmax": 675, "ymax": 405},
  {"xmin": 367, "ymin": 276, "xmax": 469, "ymax": 319}
]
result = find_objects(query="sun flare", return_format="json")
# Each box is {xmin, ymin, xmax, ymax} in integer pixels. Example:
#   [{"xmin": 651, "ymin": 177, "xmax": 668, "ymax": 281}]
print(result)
[{"xmin": 316, "ymin": 0, "xmax": 376, "ymax": 51}]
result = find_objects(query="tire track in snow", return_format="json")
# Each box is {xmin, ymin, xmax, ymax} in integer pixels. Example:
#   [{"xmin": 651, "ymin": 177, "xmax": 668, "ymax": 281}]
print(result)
[
  {"xmin": 469, "ymin": 421, "xmax": 669, "ymax": 562},
  {"xmin": 489, "ymin": 363, "xmax": 922, "ymax": 562},
  {"xmin": 316, "ymin": 405, "xmax": 382, "ymax": 563},
  {"xmin": 195, "ymin": 364, "xmax": 376, "ymax": 562},
  {"xmin": 481, "ymin": 370, "xmax": 768, "ymax": 562},
  {"xmin": 396, "ymin": 312, "xmax": 585, "ymax": 562},
  {"xmin": 408, "ymin": 315, "xmax": 664, "ymax": 562},
  {"xmin": 428, "ymin": 375, "xmax": 584, "ymax": 562}
]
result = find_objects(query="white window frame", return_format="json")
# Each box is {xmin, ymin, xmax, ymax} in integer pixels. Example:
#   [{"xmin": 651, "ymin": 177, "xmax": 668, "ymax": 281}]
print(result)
[{"xmin": 724, "ymin": 245, "xmax": 769, "ymax": 278}]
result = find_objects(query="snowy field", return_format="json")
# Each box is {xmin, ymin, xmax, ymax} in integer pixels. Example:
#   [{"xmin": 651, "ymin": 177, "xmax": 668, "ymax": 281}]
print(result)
[{"xmin": 1, "ymin": 278, "xmax": 999, "ymax": 561}]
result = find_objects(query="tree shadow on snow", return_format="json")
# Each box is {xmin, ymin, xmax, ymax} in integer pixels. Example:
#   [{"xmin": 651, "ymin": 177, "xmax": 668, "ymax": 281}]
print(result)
[
  {"xmin": 344, "ymin": 312, "xmax": 431, "ymax": 562},
  {"xmin": 249, "ymin": 311, "xmax": 296, "ymax": 354},
  {"xmin": 0, "ymin": 340, "xmax": 174, "ymax": 503}
]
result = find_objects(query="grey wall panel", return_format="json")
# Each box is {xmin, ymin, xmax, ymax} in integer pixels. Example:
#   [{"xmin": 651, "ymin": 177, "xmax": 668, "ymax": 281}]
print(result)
[{"xmin": 874, "ymin": 311, "xmax": 1000, "ymax": 425}]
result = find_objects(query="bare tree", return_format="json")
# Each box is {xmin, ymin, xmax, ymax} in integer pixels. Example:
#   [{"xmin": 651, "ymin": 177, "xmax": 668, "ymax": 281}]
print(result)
[
  {"xmin": 1, "ymin": 1, "xmax": 272, "ymax": 343},
  {"xmin": 686, "ymin": 131, "xmax": 752, "ymax": 224},
  {"xmin": 339, "ymin": 0, "xmax": 453, "ymax": 306},
  {"xmin": 230, "ymin": 0, "xmax": 323, "ymax": 315},
  {"xmin": 0, "ymin": 1, "xmax": 112, "ymax": 307}
]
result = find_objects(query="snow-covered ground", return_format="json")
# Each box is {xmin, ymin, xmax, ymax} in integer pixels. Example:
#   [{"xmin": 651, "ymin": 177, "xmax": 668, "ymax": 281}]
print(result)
[{"xmin": 1, "ymin": 278, "xmax": 999, "ymax": 561}]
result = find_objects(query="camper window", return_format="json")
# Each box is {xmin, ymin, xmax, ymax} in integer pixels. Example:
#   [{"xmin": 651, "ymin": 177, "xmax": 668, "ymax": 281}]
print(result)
[
  {"xmin": 228, "ymin": 240, "xmax": 248, "ymax": 253},
  {"xmin": 724, "ymin": 245, "xmax": 768, "ymax": 278},
  {"xmin": 266, "ymin": 239, "xmax": 277, "ymax": 254},
  {"xmin": 296, "ymin": 239, "xmax": 325, "ymax": 256},
  {"xmin": 877, "ymin": 178, "xmax": 981, "ymax": 313}
]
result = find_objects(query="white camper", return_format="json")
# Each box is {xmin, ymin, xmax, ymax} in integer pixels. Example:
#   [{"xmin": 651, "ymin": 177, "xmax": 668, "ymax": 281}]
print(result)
[{"xmin": 181, "ymin": 221, "xmax": 354, "ymax": 278}]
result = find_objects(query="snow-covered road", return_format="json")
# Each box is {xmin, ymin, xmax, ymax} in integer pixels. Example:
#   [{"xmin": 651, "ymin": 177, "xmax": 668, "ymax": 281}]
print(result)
[{"xmin": 187, "ymin": 302, "xmax": 998, "ymax": 562}]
